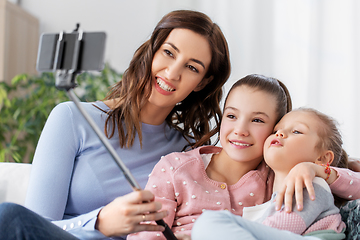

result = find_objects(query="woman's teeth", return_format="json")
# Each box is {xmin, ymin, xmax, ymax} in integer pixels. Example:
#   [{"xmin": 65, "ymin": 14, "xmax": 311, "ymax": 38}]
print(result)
[{"xmin": 157, "ymin": 79, "xmax": 174, "ymax": 92}]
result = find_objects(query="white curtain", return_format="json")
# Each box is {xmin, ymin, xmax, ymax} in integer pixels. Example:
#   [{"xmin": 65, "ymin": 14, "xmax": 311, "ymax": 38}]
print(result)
[{"xmin": 188, "ymin": 0, "xmax": 360, "ymax": 157}]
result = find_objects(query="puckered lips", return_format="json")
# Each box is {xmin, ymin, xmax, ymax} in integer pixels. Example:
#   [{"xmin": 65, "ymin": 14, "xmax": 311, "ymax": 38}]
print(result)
[
  {"xmin": 270, "ymin": 138, "xmax": 282, "ymax": 147},
  {"xmin": 154, "ymin": 77, "xmax": 176, "ymax": 96}
]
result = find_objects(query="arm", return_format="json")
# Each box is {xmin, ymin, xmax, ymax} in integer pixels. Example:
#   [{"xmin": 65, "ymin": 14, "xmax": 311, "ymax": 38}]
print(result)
[
  {"xmin": 25, "ymin": 102, "xmax": 80, "ymax": 220},
  {"xmin": 275, "ymin": 162, "xmax": 360, "ymax": 212},
  {"xmin": 348, "ymin": 157, "xmax": 360, "ymax": 172},
  {"xmin": 25, "ymin": 103, "xmax": 166, "ymax": 239},
  {"xmin": 329, "ymin": 166, "xmax": 360, "ymax": 199},
  {"xmin": 25, "ymin": 103, "xmax": 105, "ymax": 238}
]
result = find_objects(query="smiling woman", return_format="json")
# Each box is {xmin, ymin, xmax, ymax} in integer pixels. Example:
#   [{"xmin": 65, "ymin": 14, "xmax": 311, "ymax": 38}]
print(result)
[{"xmin": 0, "ymin": 9, "xmax": 231, "ymax": 240}]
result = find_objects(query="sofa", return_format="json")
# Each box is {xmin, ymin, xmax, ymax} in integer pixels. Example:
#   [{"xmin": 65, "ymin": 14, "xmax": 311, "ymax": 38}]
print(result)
[{"xmin": 0, "ymin": 162, "xmax": 32, "ymax": 205}]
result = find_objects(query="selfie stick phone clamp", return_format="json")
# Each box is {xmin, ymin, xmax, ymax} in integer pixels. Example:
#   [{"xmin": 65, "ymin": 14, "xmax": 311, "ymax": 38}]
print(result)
[{"xmin": 50, "ymin": 24, "xmax": 178, "ymax": 240}]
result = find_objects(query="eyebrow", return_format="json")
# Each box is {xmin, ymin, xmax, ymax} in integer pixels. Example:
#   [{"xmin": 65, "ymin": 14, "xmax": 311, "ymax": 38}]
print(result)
[
  {"xmin": 164, "ymin": 42, "xmax": 206, "ymax": 69},
  {"xmin": 224, "ymin": 107, "xmax": 270, "ymax": 118},
  {"xmin": 253, "ymin": 111, "xmax": 270, "ymax": 119},
  {"xmin": 295, "ymin": 121, "xmax": 310, "ymax": 129}
]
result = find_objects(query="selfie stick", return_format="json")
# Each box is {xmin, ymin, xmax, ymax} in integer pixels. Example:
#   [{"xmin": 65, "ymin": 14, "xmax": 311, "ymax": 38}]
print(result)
[{"xmin": 49, "ymin": 25, "xmax": 177, "ymax": 240}]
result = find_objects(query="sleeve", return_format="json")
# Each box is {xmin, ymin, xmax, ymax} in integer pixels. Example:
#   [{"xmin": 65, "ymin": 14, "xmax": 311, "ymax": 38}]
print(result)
[
  {"xmin": 330, "ymin": 167, "xmax": 360, "ymax": 200},
  {"xmin": 52, "ymin": 208, "xmax": 106, "ymax": 239},
  {"xmin": 24, "ymin": 103, "xmax": 106, "ymax": 239},
  {"xmin": 128, "ymin": 156, "xmax": 178, "ymax": 240}
]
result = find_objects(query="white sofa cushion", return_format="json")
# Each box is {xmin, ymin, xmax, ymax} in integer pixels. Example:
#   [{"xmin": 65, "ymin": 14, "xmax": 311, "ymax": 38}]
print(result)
[{"xmin": 0, "ymin": 162, "xmax": 32, "ymax": 205}]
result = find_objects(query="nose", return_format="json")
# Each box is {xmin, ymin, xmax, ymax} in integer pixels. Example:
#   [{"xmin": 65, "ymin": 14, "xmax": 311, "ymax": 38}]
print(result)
[
  {"xmin": 234, "ymin": 121, "xmax": 250, "ymax": 137},
  {"xmin": 165, "ymin": 62, "xmax": 182, "ymax": 81},
  {"xmin": 275, "ymin": 130, "xmax": 286, "ymax": 138}
]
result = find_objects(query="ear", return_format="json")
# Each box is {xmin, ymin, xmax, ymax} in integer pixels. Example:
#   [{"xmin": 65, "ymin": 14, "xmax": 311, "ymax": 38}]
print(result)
[
  {"xmin": 193, "ymin": 75, "xmax": 214, "ymax": 92},
  {"xmin": 316, "ymin": 150, "xmax": 334, "ymax": 165}
]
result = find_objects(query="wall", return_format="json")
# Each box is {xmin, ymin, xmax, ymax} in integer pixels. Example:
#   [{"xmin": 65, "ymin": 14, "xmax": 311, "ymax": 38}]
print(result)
[{"xmin": 0, "ymin": 0, "xmax": 38, "ymax": 83}]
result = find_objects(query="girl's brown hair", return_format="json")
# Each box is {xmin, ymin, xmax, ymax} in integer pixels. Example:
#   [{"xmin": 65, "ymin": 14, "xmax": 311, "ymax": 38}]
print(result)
[
  {"xmin": 293, "ymin": 108, "xmax": 348, "ymax": 168},
  {"xmin": 225, "ymin": 74, "xmax": 292, "ymax": 124},
  {"xmin": 104, "ymin": 10, "xmax": 231, "ymax": 149}
]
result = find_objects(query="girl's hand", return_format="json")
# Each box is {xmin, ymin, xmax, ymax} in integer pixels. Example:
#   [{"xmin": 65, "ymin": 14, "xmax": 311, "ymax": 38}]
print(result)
[
  {"xmin": 95, "ymin": 190, "xmax": 167, "ymax": 237},
  {"xmin": 348, "ymin": 157, "xmax": 360, "ymax": 172},
  {"xmin": 275, "ymin": 161, "xmax": 339, "ymax": 212},
  {"xmin": 175, "ymin": 233, "xmax": 192, "ymax": 240},
  {"xmin": 275, "ymin": 162, "xmax": 317, "ymax": 213}
]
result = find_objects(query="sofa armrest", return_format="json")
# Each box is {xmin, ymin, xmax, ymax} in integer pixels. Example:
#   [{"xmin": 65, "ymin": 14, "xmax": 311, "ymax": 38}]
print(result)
[{"xmin": 0, "ymin": 163, "xmax": 32, "ymax": 205}]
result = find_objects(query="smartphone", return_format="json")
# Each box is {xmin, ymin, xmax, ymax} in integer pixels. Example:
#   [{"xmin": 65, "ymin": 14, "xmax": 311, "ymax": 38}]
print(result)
[{"xmin": 36, "ymin": 31, "xmax": 106, "ymax": 72}]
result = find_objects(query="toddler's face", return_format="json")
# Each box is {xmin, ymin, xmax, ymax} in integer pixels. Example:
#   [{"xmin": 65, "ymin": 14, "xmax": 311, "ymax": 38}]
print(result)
[{"xmin": 263, "ymin": 110, "xmax": 322, "ymax": 173}]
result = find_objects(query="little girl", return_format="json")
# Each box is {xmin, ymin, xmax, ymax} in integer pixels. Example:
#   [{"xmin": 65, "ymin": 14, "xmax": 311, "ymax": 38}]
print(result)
[
  {"xmin": 192, "ymin": 108, "xmax": 347, "ymax": 240},
  {"xmin": 128, "ymin": 75, "xmax": 359, "ymax": 240}
]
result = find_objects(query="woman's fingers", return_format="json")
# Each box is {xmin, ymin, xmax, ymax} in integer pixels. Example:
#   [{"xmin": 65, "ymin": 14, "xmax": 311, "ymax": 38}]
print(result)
[
  {"xmin": 119, "ymin": 190, "xmax": 161, "ymax": 215},
  {"xmin": 175, "ymin": 233, "xmax": 192, "ymax": 240},
  {"xmin": 96, "ymin": 190, "xmax": 168, "ymax": 237},
  {"xmin": 138, "ymin": 210, "xmax": 168, "ymax": 223}
]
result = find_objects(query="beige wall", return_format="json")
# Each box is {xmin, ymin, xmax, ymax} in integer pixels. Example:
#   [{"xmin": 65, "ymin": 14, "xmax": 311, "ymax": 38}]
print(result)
[{"xmin": 0, "ymin": 0, "xmax": 39, "ymax": 83}]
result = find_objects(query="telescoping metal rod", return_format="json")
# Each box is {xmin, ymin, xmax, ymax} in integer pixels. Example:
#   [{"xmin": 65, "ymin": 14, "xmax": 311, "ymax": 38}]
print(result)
[
  {"xmin": 67, "ymin": 89, "xmax": 141, "ymax": 190},
  {"xmin": 66, "ymin": 88, "xmax": 178, "ymax": 240}
]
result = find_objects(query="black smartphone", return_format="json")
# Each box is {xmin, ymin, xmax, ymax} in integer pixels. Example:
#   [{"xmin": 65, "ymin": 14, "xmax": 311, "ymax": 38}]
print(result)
[{"xmin": 36, "ymin": 31, "xmax": 106, "ymax": 72}]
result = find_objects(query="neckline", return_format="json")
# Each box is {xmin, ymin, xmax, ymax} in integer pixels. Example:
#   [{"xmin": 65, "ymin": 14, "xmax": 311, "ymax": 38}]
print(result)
[{"xmin": 94, "ymin": 101, "xmax": 167, "ymax": 133}]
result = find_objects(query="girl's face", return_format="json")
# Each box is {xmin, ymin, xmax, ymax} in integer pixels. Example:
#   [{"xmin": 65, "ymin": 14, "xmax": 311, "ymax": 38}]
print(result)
[
  {"xmin": 219, "ymin": 86, "xmax": 278, "ymax": 165},
  {"xmin": 264, "ymin": 111, "xmax": 322, "ymax": 174},
  {"xmin": 149, "ymin": 28, "xmax": 212, "ymax": 112}
]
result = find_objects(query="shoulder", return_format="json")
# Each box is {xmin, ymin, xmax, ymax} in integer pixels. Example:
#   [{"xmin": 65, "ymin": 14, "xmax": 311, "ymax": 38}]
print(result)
[
  {"xmin": 51, "ymin": 101, "xmax": 74, "ymax": 113},
  {"xmin": 54, "ymin": 101, "xmax": 107, "ymax": 112},
  {"xmin": 51, "ymin": 101, "xmax": 107, "ymax": 120},
  {"xmin": 155, "ymin": 146, "xmax": 221, "ymax": 170},
  {"xmin": 312, "ymin": 177, "xmax": 331, "ymax": 193},
  {"xmin": 302, "ymin": 177, "xmax": 335, "ymax": 210}
]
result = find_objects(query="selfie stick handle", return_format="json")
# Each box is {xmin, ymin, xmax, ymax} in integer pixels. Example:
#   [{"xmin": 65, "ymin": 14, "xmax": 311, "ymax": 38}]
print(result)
[{"xmin": 53, "ymin": 25, "xmax": 177, "ymax": 240}]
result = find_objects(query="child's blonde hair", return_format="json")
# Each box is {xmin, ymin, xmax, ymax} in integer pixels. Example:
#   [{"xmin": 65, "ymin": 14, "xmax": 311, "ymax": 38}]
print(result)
[{"xmin": 293, "ymin": 108, "xmax": 348, "ymax": 168}]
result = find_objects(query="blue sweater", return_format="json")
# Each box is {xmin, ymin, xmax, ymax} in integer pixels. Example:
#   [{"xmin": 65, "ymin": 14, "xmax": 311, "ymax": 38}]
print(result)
[{"xmin": 25, "ymin": 101, "xmax": 189, "ymax": 239}]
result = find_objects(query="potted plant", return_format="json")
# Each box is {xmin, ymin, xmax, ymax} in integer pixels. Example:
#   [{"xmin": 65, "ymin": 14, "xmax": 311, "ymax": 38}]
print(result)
[{"xmin": 0, "ymin": 64, "xmax": 122, "ymax": 162}]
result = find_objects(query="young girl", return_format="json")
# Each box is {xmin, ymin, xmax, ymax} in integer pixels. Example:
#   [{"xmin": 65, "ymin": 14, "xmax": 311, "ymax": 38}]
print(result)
[
  {"xmin": 192, "ymin": 108, "xmax": 348, "ymax": 240},
  {"xmin": 128, "ymin": 75, "xmax": 360, "ymax": 240},
  {"xmin": 0, "ymin": 10, "xmax": 231, "ymax": 240}
]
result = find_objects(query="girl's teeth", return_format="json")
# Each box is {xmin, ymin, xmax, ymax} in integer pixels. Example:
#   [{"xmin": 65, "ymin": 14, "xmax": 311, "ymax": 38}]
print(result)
[{"xmin": 232, "ymin": 141, "xmax": 250, "ymax": 146}]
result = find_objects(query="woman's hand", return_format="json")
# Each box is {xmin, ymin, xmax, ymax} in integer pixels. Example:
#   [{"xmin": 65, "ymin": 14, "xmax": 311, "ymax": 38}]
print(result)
[
  {"xmin": 175, "ymin": 233, "xmax": 192, "ymax": 240},
  {"xmin": 95, "ymin": 190, "xmax": 168, "ymax": 237}
]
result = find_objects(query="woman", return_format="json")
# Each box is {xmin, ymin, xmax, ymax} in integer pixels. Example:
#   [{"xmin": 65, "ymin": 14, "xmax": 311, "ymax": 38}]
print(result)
[{"xmin": 0, "ymin": 10, "xmax": 230, "ymax": 240}]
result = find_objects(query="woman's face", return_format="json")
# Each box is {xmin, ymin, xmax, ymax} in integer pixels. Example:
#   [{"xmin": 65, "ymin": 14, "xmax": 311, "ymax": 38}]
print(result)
[
  {"xmin": 219, "ymin": 86, "xmax": 278, "ymax": 165},
  {"xmin": 149, "ymin": 28, "xmax": 212, "ymax": 112}
]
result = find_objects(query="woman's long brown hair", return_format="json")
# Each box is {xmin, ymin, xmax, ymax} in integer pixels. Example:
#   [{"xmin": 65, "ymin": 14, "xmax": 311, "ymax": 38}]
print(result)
[{"xmin": 104, "ymin": 10, "xmax": 231, "ymax": 149}]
